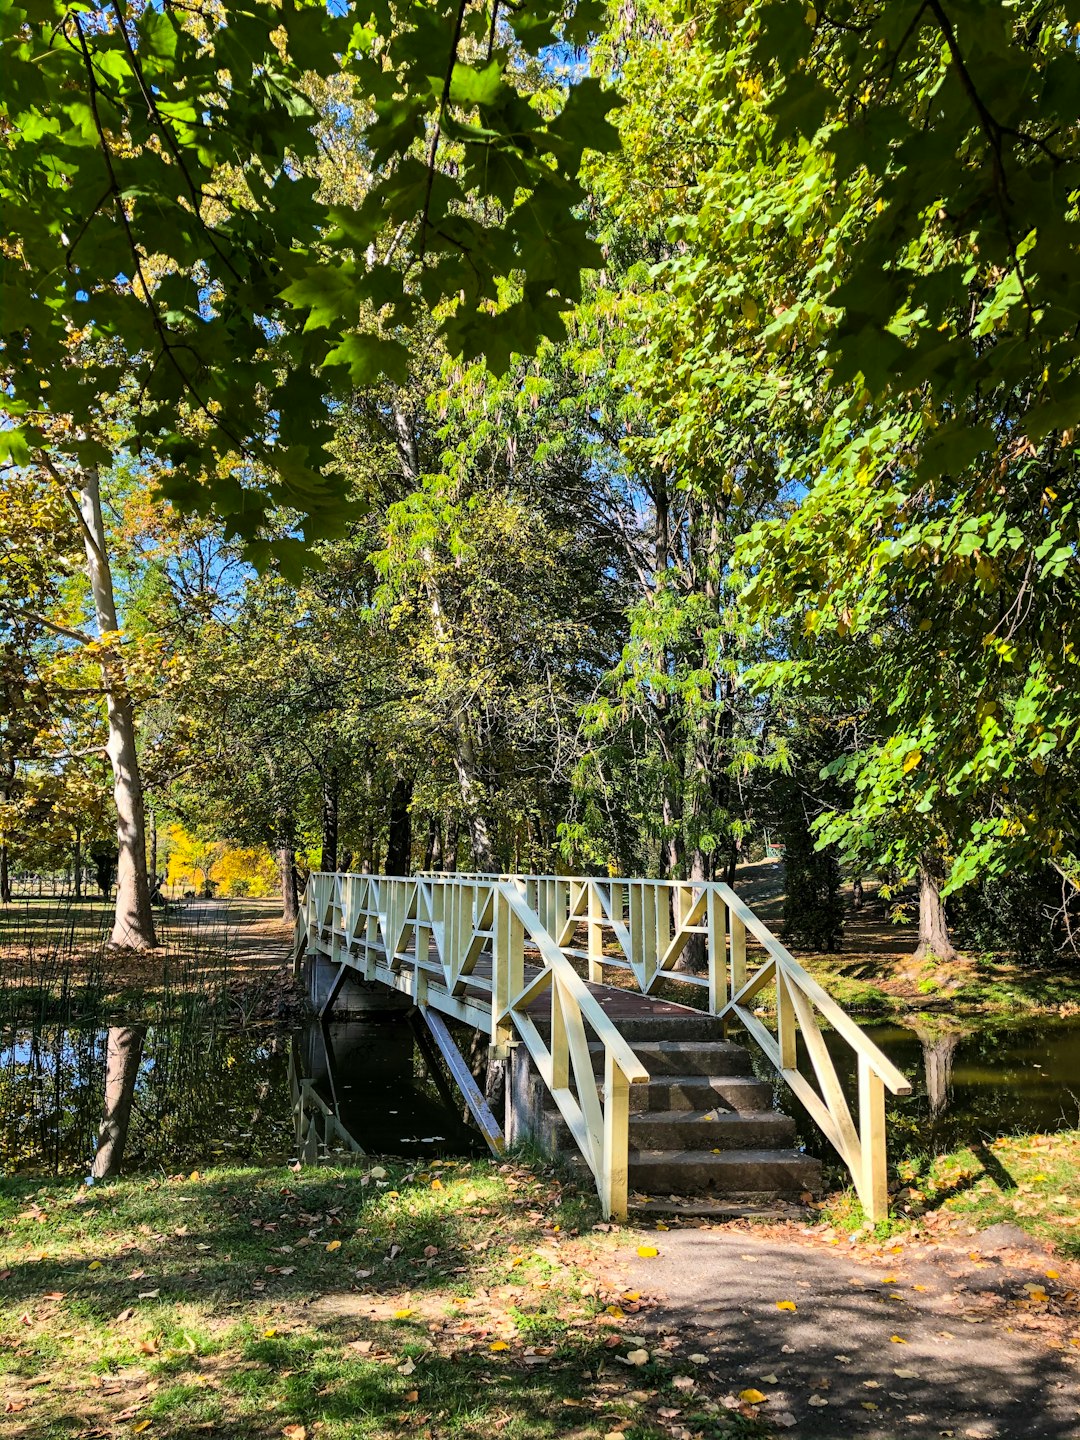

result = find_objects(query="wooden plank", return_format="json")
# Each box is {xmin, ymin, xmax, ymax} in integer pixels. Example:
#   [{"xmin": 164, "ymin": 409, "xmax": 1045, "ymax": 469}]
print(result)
[{"xmin": 416, "ymin": 1007, "xmax": 505, "ymax": 1156}]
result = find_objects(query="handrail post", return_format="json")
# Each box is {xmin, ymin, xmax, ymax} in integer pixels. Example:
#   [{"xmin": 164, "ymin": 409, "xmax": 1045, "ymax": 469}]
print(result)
[
  {"xmin": 587, "ymin": 881, "xmax": 604, "ymax": 983},
  {"xmin": 602, "ymin": 1050, "xmax": 630, "ymax": 1221},
  {"xmin": 858, "ymin": 1054, "xmax": 888, "ymax": 1223},
  {"xmin": 706, "ymin": 885, "xmax": 724, "ymax": 1014},
  {"xmin": 492, "ymin": 889, "xmax": 523, "ymax": 1054}
]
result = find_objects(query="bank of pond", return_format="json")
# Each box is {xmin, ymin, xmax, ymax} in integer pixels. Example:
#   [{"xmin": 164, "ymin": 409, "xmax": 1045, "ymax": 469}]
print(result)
[{"xmin": 2, "ymin": 1009, "xmax": 1079, "ymax": 1197}]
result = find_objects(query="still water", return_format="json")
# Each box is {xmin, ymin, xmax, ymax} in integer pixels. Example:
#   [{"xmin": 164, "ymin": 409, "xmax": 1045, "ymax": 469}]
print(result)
[
  {"xmin": 0, "ymin": 1015, "xmax": 484, "ymax": 1178},
  {"xmin": 2, "ymin": 1012, "xmax": 1078, "ymax": 1178}
]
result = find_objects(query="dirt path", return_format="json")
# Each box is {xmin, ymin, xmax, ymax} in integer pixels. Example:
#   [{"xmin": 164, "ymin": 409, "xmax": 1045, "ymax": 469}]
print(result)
[{"xmin": 602, "ymin": 1224, "xmax": 1080, "ymax": 1438}]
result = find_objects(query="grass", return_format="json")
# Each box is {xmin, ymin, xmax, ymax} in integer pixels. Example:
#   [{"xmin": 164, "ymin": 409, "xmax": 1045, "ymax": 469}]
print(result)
[
  {"xmin": 815, "ymin": 1129, "xmax": 1080, "ymax": 1258},
  {"xmin": 0, "ymin": 1159, "xmax": 768, "ymax": 1440}
]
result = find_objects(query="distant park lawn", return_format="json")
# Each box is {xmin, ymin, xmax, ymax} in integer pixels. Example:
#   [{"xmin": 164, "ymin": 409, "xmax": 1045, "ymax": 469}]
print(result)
[{"xmin": 0, "ymin": 893, "xmax": 294, "ymax": 1020}]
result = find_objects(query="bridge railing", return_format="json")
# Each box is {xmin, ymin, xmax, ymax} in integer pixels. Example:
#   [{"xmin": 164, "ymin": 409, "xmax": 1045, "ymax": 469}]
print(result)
[
  {"xmin": 298, "ymin": 871, "xmax": 649, "ymax": 1218},
  {"xmin": 298, "ymin": 871, "xmax": 909, "ymax": 1220},
  {"xmin": 418, "ymin": 872, "xmax": 911, "ymax": 1221}
]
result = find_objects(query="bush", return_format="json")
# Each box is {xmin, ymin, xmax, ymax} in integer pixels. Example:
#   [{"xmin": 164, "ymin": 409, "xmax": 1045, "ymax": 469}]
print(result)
[{"xmin": 950, "ymin": 867, "xmax": 1074, "ymax": 961}]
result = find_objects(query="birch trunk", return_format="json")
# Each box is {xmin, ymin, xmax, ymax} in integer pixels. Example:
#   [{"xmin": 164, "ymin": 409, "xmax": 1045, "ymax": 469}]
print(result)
[{"xmin": 77, "ymin": 469, "xmax": 156, "ymax": 950}]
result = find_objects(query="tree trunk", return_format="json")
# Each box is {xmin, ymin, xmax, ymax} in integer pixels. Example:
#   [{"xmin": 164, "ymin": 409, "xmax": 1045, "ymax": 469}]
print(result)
[
  {"xmin": 914, "ymin": 857, "xmax": 957, "ymax": 962},
  {"xmin": 852, "ymin": 875, "xmax": 864, "ymax": 910},
  {"xmin": 385, "ymin": 774, "xmax": 413, "ymax": 875},
  {"xmin": 452, "ymin": 726, "xmax": 496, "ymax": 871},
  {"xmin": 279, "ymin": 846, "xmax": 299, "ymax": 923},
  {"xmin": 0, "ymin": 839, "xmax": 9, "ymax": 905},
  {"xmin": 91, "ymin": 1024, "xmax": 145, "ymax": 1179},
  {"xmin": 73, "ymin": 825, "xmax": 83, "ymax": 899},
  {"xmin": 77, "ymin": 468, "xmax": 156, "ymax": 950},
  {"xmin": 148, "ymin": 809, "xmax": 157, "ymax": 891},
  {"xmin": 321, "ymin": 772, "xmax": 339, "ymax": 873},
  {"xmin": 422, "ymin": 814, "xmax": 438, "ymax": 871}
]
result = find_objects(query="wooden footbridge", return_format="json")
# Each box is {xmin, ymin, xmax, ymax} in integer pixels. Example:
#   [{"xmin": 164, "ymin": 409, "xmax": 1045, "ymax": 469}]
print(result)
[{"xmin": 295, "ymin": 871, "xmax": 910, "ymax": 1221}]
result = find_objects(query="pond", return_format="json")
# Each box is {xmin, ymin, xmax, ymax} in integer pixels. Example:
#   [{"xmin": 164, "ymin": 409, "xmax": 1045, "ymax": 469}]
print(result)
[
  {"xmin": 3, "ymin": 1009, "xmax": 1079, "ymax": 1181},
  {"xmin": 745, "ymin": 1013, "xmax": 1080, "ymax": 1170},
  {"xmin": 0, "ymin": 1014, "xmax": 485, "ymax": 1179}
]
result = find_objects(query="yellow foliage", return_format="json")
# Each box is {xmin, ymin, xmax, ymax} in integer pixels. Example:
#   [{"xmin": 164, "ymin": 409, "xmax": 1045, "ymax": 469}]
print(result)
[{"xmin": 165, "ymin": 824, "xmax": 277, "ymax": 897}]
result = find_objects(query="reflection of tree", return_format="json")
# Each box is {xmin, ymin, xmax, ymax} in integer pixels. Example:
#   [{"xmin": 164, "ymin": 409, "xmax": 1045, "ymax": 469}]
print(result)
[
  {"xmin": 91, "ymin": 1026, "xmax": 145, "ymax": 1178},
  {"xmin": 915, "ymin": 1022, "xmax": 967, "ymax": 1122}
]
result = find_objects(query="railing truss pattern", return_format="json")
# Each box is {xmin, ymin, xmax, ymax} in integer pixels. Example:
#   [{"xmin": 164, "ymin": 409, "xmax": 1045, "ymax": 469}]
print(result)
[{"xmin": 296, "ymin": 871, "xmax": 910, "ymax": 1221}]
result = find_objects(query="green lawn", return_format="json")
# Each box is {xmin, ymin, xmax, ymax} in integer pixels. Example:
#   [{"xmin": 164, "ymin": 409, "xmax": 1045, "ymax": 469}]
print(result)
[{"xmin": 0, "ymin": 1159, "xmax": 765, "ymax": 1440}]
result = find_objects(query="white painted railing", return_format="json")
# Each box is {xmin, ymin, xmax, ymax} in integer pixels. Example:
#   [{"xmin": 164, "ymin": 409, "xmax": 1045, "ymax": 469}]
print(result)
[
  {"xmin": 297, "ymin": 872, "xmax": 648, "ymax": 1218},
  {"xmin": 297, "ymin": 870, "xmax": 910, "ymax": 1220}
]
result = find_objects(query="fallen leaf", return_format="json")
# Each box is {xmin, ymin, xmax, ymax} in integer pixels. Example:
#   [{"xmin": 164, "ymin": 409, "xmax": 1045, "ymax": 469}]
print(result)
[
  {"xmin": 393, "ymin": 1309, "xmax": 412, "ymax": 1320},
  {"xmin": 87, "ymin": 1261, "xmax": 102, "ymax": 1271},
  {"xmin": 739, "ymin": 1389, "xmax": 767, "ymax": 1404},
  {"xmin": 672, "ymin": 1375, "xmax": 695, "ymax": 1392},
  {"xmin": 263, "ymin": 1329, "xmax": 278, "ymax": 1339},
  {"xmin": 348, "ymin": 1340, "xmax": 373, "ymax": 1353},
  {"xmin": 282, "ymin": 1427, "xmax": 306, "ymax": 1440},
  {"xmin": 604, "ymin": 1432, "xmax": 627, "ymax": 1440},
  {"xmin": 688, "ymin": 1353, "xmax": 709, "ymax": 1365},
  {"xmin": 761, "ymin": 1373, "xmax": 778, "ymax": 1384},
  {"xmin": 489, "ymin": 1341, "xmax": 509, "ymax": 1352},
  {"xmin": 624, "ymin": 1349, "xmax": 649, "ymax": 1366},
  {"xmin": 397, "ymin": 1357, "xmax": 416, "ymax": 1376},
  {"xmin": 894, "ymin": 1368, "xmax": 918, "ymax": 1379},
  {"xmin": 404, "ymin": 1390, "xmax": 419, "ymax": 1402},
  {"xmin": 890, "ymin": 1335, "xmax": 907, "ymax": 1344},
  {"xmin": 1046, "ymin": 1270, "xmax": 1060, "ymax": 1281},
  {"xmin": 776, "ymin": 1300, "xmax": 797, "ymax": 1312},
  {"xmin": 325, "ymin": 1240, "xmax": 341, "ymax": 1253},
  {"xmin": 637, "ymin": 1246, "xmax": 659, "ymax": 1258},
  {"xmin": 808, "ymin": 1395, "xmax": 829, "ymax": 1407},
  {"xmin": 133, "ymin": 1423, "xmax": 152, "ymax": 1434}
]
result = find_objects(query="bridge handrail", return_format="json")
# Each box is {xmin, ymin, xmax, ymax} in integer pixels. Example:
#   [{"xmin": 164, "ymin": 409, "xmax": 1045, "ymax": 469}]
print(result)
[
  {"xmin": 419, "ymin": 869, "xmax": 910, "ymax": 1219},
  {"xmin": 298, "ymin": 870, "xmax": 649, "ymax": 1217}
]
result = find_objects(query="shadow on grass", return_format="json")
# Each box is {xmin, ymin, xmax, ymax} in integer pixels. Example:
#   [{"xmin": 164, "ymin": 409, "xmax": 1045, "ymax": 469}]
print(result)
[{"xmin": 0, "ymin": 1164, "xmax": 601, "ymax": 1316}]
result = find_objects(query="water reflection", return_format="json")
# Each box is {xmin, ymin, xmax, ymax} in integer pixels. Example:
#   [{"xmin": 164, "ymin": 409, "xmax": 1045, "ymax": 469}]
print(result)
[
  {"xmin": 4, "ymin": 1010, "xmax": 1080, "ymax": 1179},
  {"xmin": 0, "ymin": 1013, "xmax": 486, "ymax": 1177},
  {"xmin": 747, "ymin": 1015, "xmax": 1080, "ymax": 1165},
  {"xmin": 290, "ymin": 1019, "xmax": 485, "ymax": 1164}
]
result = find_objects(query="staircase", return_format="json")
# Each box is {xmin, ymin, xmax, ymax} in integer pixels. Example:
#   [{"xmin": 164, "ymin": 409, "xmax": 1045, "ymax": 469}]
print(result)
[{"xmin": 513, "ymin": 1007, "xmax": 821, "ymax": 1203}]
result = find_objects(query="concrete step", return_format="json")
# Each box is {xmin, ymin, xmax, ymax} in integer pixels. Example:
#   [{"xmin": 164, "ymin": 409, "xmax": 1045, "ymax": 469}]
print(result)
[
  {"xmin": 616, "ymin": 1074, "xmax": 775, "ymax": 1114},
  {"xmin": 538, "ymin": 1008, "xmax": 722, "ymax": 1042},
  {"xmin": 628, "ymin": 1109, "xmax": 797, "ymax": 1151},
  {"xmin": 589, "ymin": 1039, "xmax": 754, "ymax": 1077},
  {"xmin": 628, "ymin": 1147, "xmax": 821, "ymax": 1197}
]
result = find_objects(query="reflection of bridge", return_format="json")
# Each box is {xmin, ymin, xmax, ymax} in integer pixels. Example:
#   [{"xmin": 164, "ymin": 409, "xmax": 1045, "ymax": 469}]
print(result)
[{"xmin": 295, "ymin": 872, "xmax": 910, "ymax": 1220}]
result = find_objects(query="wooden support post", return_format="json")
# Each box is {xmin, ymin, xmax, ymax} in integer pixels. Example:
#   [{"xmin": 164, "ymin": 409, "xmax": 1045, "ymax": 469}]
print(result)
[
  {"xmin": 776, "ymin": 969, "xmax": 797, "ymax": 1070},
  {"xmin": 706, "ymin": 887, "xmax": 724, "ymax": 1014},
  {"xmin": 492, "ymin": 892, "xmax": 523, "ymax": 1053},
  {"xmin": 588, "ymin": 882, "xmax": 604, "ymax": 984},
  {"xmin": 730, "ymin": 909, "xmax": 747, "ymax": 994},
  {"xmin": 550, "ymin": 978, "xmax": 570, "ymax": 1090},
  {"xmin": 858, "ymin": 1053, "xmax": 888, "ymax": 1223},
  {"xmin": 602, "ymin": 1051, "xmax": 630, "ymax": 1221}
]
